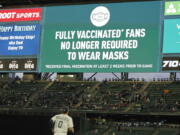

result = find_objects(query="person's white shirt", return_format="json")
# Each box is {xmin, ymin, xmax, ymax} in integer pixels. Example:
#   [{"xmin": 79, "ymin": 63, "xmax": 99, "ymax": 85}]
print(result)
[{"xmin": 51, "ymin": 113, "xmax": 74, "ymax": 135}]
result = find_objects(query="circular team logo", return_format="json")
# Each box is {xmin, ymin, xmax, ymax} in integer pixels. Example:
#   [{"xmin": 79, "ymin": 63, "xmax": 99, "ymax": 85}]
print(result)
[{"xmin": 90, "ymin": 6, "xmax": 110, "ymax": 27}]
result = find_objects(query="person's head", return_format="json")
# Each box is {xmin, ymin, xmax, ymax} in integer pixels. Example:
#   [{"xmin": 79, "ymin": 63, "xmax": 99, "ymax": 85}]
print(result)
[{"xmin": 62, "ymin": 107, "xmax": 69, "ymax": 114}]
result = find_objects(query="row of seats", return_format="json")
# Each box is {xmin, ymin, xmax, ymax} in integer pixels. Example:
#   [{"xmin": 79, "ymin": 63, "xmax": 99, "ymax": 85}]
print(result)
[
  {"xmin": 83, "ymin": 118, "xmax": 180, "ymax": 135},
  {"xmin": 0, "ymin": 80, "xmax": 179, "ymax": 113}
]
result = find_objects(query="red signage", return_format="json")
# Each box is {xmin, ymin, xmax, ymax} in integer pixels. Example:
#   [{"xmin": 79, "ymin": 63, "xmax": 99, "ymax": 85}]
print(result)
[{"xmin": 0, "ymin": 8, "xmax": 42, "ymax": 22}]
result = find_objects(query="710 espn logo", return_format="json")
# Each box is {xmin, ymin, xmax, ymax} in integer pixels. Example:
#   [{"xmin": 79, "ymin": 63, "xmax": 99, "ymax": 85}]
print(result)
[{"xmin": 162, "ymin": 57, "xmax": 180, "ymax": 71}]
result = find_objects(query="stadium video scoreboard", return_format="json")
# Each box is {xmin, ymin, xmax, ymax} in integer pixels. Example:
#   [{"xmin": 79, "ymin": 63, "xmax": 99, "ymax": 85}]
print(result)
[
  {"xmin": 0, "ymin": 8, "xmax": 41, "ymax": 72},
  {"xmin": 162, "ymin": 1, "xmax": 180, "ymax": 71},
  {"xmin": 0, "ymin": 1, "xmax": 180, "ymax": 72}
]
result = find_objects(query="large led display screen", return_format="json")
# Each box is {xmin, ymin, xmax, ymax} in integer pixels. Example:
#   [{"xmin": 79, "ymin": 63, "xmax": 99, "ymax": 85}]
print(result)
[
  {"xmin": 162, "ymin": 1, "xmax": 180, "ymax": 71},
  {"xmin": 0, "ymin": 8, "xmax": 41, "ymax": 72},
  {"xmin": 40, "ymin": 1, "xmax": 162, "ymax": 72}
]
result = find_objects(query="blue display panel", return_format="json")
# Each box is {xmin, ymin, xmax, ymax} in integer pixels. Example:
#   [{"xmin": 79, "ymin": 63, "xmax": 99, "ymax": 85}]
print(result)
[{"xmin": 0, "ymin": 24, "xmax": 40, "ymax": 56}]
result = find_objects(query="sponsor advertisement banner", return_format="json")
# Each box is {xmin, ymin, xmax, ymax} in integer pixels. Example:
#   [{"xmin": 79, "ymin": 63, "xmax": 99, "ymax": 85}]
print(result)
[
  {"xmin": 165, "ymin": 1, "xmax": 180, "ymax": 16},
  {"xmin": 162, "ymin": 57, "xmax": 180, "ymax": 71},
  {"xmin": 0, "ymin": 58, "xmax": 37, "ymax": 71},
  {"xmin": 0, "ymin": 24, "xmax": 40, "ymax": 56},
  {"xmin": 0, "ymin": 8, "xmax": 42, "ymax": 22},
  {"xmin": 40, "ymin": 2, "xmax": 162, "ymax": 72}
]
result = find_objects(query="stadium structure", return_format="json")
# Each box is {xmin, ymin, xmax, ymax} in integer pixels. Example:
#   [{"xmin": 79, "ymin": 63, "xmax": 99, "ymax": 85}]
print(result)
[{"xmin": 0, "ymin": 0, "xmax": 180, "ymax": 135}]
